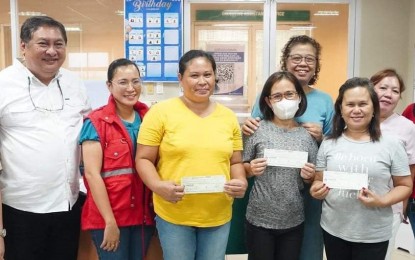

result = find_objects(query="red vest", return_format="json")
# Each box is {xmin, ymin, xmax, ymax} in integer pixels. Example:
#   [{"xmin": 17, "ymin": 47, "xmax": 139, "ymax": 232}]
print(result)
[{"xmin": 81, "ymin": 95, "xmax": 155, "ymax": 230}]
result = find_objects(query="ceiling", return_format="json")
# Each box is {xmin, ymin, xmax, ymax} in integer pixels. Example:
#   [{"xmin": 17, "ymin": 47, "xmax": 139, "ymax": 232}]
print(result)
[
  {"xmin": 0, "ymin": 1, "xmax": 347, "ymax": 35},
  {"xmin": 0, "ymin": 0, "xmax": 124, "ymax": 34}
]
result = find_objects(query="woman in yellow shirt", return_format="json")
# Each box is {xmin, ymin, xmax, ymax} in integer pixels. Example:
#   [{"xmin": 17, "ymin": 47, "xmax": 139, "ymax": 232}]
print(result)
[{"xmin": 135, "ymin": 49, "xmax": 247, "ymax": 260}]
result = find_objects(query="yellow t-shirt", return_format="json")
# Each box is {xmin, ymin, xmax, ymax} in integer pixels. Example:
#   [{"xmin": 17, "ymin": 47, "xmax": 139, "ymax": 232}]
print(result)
[{"xmin": 138, "ymin": 97, "xmax": 242, "ymax": 227}]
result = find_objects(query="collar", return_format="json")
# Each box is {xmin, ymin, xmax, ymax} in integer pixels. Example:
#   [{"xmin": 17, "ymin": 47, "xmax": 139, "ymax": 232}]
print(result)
[
  {"xmin": 15, "ymin": 59, "xmax": 62, "ymax": 86},
  {"xmin": 101, "ymin": 95, "xmax": 148, "ymax": 123}
]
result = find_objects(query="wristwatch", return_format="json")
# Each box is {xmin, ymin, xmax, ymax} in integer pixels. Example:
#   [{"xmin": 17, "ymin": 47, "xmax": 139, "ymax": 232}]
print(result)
[{"xmin": 0, "ymin": 228, "xmax": 6, "ymax": 238}]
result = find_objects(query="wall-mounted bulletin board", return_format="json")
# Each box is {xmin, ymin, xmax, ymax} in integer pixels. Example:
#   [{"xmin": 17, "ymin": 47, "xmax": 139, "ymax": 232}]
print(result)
[{"xmin": 125, "ymin": 0, "xmax": 182, "ymax": 82}]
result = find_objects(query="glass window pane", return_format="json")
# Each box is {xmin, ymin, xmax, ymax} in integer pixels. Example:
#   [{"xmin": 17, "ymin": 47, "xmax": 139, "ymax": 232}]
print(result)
[
  {"xmin": 0, "ymin": 0, "xmax": 12, "ymax": 69},
  {"xmin": 277, "ymin": 3, "xmax": 349, "ymax": 100},
  {"xmin": 191, "ymin": 3, "xmax": 265, "ymax": 116}
]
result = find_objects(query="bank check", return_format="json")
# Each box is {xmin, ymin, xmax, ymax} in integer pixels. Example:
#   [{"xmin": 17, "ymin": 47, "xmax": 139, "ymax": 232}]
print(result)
[
  {"xmin": 263, "ymin": 149, "xmax": 308, "ymax": 168},
  {"xmin": 182, "ymin": 175, "xmax": 226, "ymax": 194},
  {"xmin": 323, "ymin": 171, "xmax": 368, "ymax": 190}
]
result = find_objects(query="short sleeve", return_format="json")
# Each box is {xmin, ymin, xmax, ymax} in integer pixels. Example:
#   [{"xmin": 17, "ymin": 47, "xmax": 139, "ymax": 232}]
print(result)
[
  {"xmin": 390, "ymin": 139, "xmax": 410, "ymax": 176},
  {"xmin": 137, "ymin": 104, "xmax": 164, "ymax": 145},
  {"xmin": 232, "ymin": 116, "xmax": 243, "ymax": 151},
  {"xmin": 79, "ymin": 119, "xmax": 99, "ymax": 144},
  {"xmin": 316, "ymin": 139, "xmax": 329, "ymax": 171},
  {"xmin": 251, "ymin": 95, "xmax": 263, "ymax": 119},
  {"xmin": 323, "ymin": 98, "xmax": 334, "ymax": 136},
  {"xmin": 242, "ymin": 133, "xmax": 257, "ymax": 163},
  {"xmin": 405, "ymin": 124, "xmax": 415, "ymax": 165},
  {"xmin": 307, "ymin": 137, "xmax": 318, "ymax": 165}
]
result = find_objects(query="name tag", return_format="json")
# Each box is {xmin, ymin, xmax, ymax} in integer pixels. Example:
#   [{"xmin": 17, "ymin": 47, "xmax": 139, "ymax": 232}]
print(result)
[
  {"xmin": 323, "ymin": 171, "xmax": 368, "ymax": 190},
  {"xmin": 264, "ymin": 149, "xmax": 308, "ymax": 168},
  {"xmin": 181, "ymin": 175, "xmax": 226, "ymax": 194}
]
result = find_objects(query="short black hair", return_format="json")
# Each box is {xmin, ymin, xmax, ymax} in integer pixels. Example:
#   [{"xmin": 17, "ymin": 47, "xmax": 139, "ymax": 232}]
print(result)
[
  {"xmin": 259, "ymin": 71, "xmax": 307, "ymax": 121},
  {"xmin": 20, "ymin": 16, "xmax": 67, "ymax": 44},
  {"xmin": 107, "ymin": 58, "xmax": 140, "ymax": 82},
  {"xmin": 178, "ymin": 50, "xmax": 216, "ymax": 76}
]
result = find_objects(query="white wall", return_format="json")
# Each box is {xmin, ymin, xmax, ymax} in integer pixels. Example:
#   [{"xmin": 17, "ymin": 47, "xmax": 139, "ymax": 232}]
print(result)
[
  {"xmin": 357, "ymin": 0, "xmax": 412, "ymax": 113},
  {"xmin": 357, "ymin": 1, "xmax": 415, "ymax": 253}
]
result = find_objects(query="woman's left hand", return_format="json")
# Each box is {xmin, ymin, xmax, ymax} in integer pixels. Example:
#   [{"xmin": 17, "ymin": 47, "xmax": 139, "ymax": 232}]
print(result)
[
  {"xmin": 101, "ymin": 222, "xmax": 120, "ymax": 252},
  {"xmin": 224, "ymin": 179, "xmax": 248, "ymax": 198},
  {"xmin": 358, "ymin": 188, "xmax": 385, "ymax": 207}
]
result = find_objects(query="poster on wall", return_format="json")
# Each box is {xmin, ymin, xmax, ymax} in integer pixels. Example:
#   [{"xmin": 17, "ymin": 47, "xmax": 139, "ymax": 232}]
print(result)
[
  {"xmin": 125, "ymin": 0, "xmax": 182, "ymax": 82},
  {"xmin": 206, "ymin": 44, "xmax": 245, "ymax": 95}
]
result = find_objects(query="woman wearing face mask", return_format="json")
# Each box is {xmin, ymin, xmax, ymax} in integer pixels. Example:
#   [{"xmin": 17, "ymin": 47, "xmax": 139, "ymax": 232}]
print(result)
[
  {"xmin": 234, "ymin": 35, "xmax": 333, "ymax": 259},
  {"xmin": 243, "ymin": 71, "xmax": 318, "ymax": 260},
  {"xmin": 370, "ymin": 69, "xmax": 415, "ymax": 260}
]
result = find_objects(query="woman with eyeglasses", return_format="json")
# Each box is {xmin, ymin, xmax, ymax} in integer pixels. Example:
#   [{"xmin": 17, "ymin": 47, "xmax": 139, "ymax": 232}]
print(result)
[
  {"xmin": 245, "ymin": 35, "xmax": 334, "ymax": 142},
  {"xmin": 237, "ymin": 35, "xmax": 334, "ymax": 260},
  {"xmin": 243, "ymin": 71, "xmax": 318, "ymax": 260},
  {"xmin": 79, "ymin": 58, "xmax": 155, "ymax": 260}
]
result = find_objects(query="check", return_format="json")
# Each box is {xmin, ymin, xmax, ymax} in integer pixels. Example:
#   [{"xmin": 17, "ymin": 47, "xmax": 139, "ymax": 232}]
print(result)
[
  {"xmin": 181, "ymin": 175, "xmax": 226, "ymax": 194},
  {"xmin": 323, "ymin": 171, "xmax": 368, "ymax": 190},
  {"xmin": 263, "ymin": 149, "xmax": 308, "ymax": 168}
]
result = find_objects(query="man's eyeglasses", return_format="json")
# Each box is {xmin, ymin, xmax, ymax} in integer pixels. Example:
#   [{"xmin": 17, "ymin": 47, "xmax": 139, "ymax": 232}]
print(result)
[
  {"xmin": 28, "ymin": 77, "xmax": 64, "ymax": 112},
  {"xmin": 111, "ymin": 79, "xmax": 142, "ymax": 89},
  {"xmin": 269, "ymin": 91, "xmax": 298, "ymax": 102},
  {"xmin": 288, "ymin": 54, "xmax": 317, "ymax": 65}
]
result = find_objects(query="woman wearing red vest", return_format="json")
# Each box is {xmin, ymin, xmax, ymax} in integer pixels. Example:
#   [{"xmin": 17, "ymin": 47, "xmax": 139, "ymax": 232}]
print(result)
[{"xmin": 79, "ymin": 58, "xmax": 155, "ymax": 260}]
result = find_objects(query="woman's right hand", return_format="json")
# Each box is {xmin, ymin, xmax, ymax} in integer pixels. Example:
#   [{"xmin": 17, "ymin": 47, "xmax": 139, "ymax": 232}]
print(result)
[
  {"xmin": 155, "ymin": 181, "xmax": 185, "ymax": 204},
  {"xmin": 241, "ymin": 117, "xmax": 261, "ymax": 136},
  {"xmin": 101, "ymin": 222, "xmax": 120, "ymax": 252},
  {"xmin": 249, "ymin": 158, "xmax": 267, "ymax": 176},
  {"xmin": 310, "ymin": 180, "xmax": 330, "ymax": 200}
]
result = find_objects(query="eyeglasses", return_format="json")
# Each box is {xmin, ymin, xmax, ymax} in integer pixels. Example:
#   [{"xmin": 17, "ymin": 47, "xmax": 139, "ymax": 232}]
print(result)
[
  {"xmin": 111, "ymin": 79, "xmax": 142, "ymax": 88},
  {"xmin": 28, "ymin": 77, "xmax": 64, "ymax": 112},
  {"xmin": 288, "ymin": 54, "xmax": 317, "ymax": 65},
  {"xmin": 269, "ymin": 91, "xmax": 298, "ymax": 102}
]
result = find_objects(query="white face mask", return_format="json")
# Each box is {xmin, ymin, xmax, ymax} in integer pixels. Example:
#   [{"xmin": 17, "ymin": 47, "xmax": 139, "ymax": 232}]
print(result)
[{"xmin": 271, "ymin": 98, "xmax": 300, "ymax": 120}]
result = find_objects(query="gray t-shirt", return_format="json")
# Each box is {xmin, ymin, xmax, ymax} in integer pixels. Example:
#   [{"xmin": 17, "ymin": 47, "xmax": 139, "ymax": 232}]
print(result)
[
  {"xmin": 316, "ymin": 135, "xmax": 410, "ymax": 243},
  {"xmin": 243, "ymin": 120, "xmax": 318, "ymax": 229}
]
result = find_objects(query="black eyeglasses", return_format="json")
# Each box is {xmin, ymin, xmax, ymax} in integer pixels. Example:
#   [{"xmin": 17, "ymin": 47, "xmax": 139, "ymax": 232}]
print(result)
[
  {"xmin": 269, "ymin": 91, "xmax": 298, "ymax": 102},
  {"xmin": 28, "ymin": 77, "xmax": 64, "ymax": 112}
]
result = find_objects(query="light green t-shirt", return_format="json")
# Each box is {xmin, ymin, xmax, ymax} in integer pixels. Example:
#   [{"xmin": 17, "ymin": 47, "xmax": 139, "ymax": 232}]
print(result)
[{"xmin": 138, "ymin": 97, "xmax": 242, "ymax": 227}]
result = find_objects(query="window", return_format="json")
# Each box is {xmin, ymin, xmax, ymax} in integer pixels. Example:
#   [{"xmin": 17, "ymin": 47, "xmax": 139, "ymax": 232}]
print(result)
[{"xmin": 190, "ymin": 1, "xmax": 350, "ymax": 113}]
